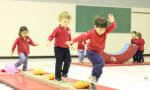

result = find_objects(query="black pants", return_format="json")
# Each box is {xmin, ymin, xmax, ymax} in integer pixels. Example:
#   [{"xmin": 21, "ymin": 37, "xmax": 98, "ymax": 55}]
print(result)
[
  {"xmin": 133, "ymin": 51, "xmax": 138, "ymax": 62},
  {"xmin": 137, "ymin": 50, "xmax": 144, "ymax": 63},
  {"xmin": 54, "ymin": 47, "xmax": 71, "ymax": 79}
]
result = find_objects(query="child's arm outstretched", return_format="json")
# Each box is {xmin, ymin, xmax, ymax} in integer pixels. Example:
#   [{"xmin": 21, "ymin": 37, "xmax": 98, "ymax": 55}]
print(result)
[
  {"xmin": 11, "ymin": 38, "xmax": 19, "ymax": 56},
  {"xmin": 105, "ymin": 14, "xmax": 116, "ymax": 34},
  {"xmin": 46, "ymin": 29, "xmax": 57, "ymax": 47},
  {"xmin": 28, "ymin": 37, "xmax": 39, "ymax": 46},
  {"xmin": 67, "ymin": 32, "xmax": 90, "ymax": 46}
]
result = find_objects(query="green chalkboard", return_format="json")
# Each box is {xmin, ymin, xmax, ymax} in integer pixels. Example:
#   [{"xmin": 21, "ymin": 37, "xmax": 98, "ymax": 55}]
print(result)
[{"xmin": 76, "ymin": 5, "xmax": 131, "ymax": 33}]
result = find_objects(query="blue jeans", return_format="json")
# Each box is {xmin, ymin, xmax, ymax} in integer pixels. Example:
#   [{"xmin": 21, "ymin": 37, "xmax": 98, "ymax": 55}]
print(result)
[
  {"xmin": 78, "ymin": 50, "xmax": 85, "ymax": 62},
  {"xmin": 15, "ymin": 53, "xmax": 28, "ymax": 71},
  {"xmin": 86, "ymin": 50, "xmax": 105, "ymax": 81}
]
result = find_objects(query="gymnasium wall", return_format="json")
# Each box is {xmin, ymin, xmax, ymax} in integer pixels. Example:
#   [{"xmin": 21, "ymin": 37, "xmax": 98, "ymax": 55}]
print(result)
[{"xmin": 0, "ymin": 1, "xmax": 150, "ymax": 57}]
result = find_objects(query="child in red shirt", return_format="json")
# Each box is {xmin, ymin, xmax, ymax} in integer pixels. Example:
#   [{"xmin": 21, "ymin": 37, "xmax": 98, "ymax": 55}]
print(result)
[
  {"xmin": 11, "ymin": 26, "xmax": 39, "ymax": 71},
  {"xmin": 77, "ymin": 41, "xmax": 86, "ymax": 64},
  {"xmin": 67, "ymin": 14, "xmax": 116, "ymax": 83},
  {"xmin": 46, "ymin": 11, "xmax": 72, "ymax": 81},
  {"xmin": 131, "ymin": 31, "xmax": 138, "ymax": 63},
  {"xmin": 136, "ymin": 32, "xmax": 145, "ymax": 63},
  {"xmin": 131, "ymin": 31, "xmax": 137, "ymax": 45}
]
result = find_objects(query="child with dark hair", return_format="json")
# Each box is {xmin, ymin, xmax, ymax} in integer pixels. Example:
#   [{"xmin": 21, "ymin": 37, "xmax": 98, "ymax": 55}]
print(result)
[
  {"xmin": 67, "ymin": 14, "xmax": 116, "ymax": 83},
  {"xmin": 131, "ymin": 31, "xmax": 138, "ymax": 63},
  {"xmin": 11, "ymin": 26, "xmax": 39, "ymax": 71},
  {"xmin": 136, "ymin": 32, "xmax": 145, "ymax": 63}
]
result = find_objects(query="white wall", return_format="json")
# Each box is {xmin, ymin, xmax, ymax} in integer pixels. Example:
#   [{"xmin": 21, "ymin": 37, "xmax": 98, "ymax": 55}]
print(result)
[
  {"xmin": 131, "ymin": 8, "xmax": 150, "ymax": 54},
  {"xmin": 0, "ymin": 1, "xmax": 150, "ymax": 56},
  {"xmin": 0, "ymin": 1, "xmax": 75, "ymax": 56}
]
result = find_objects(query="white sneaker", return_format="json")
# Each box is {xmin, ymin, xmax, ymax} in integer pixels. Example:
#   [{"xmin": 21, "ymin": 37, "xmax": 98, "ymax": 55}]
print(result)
[{"xmin": 88, "ymin": 75, "xmax": 97, "ymax": 84}]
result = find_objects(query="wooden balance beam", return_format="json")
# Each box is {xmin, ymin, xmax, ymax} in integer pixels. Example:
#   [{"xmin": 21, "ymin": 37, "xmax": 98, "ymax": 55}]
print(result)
[{"xmin": 21, "ymin": 71, "xmax": 91, "ymax": 90}]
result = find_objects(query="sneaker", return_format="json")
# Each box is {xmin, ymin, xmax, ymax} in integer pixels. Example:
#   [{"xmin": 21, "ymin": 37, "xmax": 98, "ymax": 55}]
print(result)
[
  {"xmin": 140, "ymin": 60, "xmax": 144, "ymax": 63},
  {"xmin": 91, "ymin": 83, "xmax": 97, "ymax": 90},
  {"xmin": 62, "ymin": 74, "xmax": 68, "ymax": 78},
  {"xmin": 88, "ymin": 75, "xmax": 97, "ymax": 84},
  {"xmin": 55, "ymin": 78, "xmax": 63, "ymax": 82}
]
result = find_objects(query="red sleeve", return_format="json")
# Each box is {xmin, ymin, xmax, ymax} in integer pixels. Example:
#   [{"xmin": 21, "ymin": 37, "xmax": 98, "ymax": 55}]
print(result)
[
  {"xmin": 131, "ymin": 39, "xmax": 133, "ymax": 44},
  {"xmin": 82, "ymin": 40, "xmax": 86, "ymax": 45},
  {"xmin": 105, "ymin": 22, "xmax": 116, "ymax": 34},
  {"xmin": 12, "ymin": 38, "xmax": 19, "ymax": 52},
  {"xmin": 69, "ymin": 30, "xmax": 72, "ymax": 41},
  {"xmin": 141, "ymin": 39, "xmax": 145, "ymax": 46},
  {"xmin": 73, "ymin": 31, "xmax": 90, "ymax": 43},
  {"xmin": 136, "ymin": 39, "xmax": 140, "ymax": 45},
  {"xmin": 48, "ymin": 28, "xmax": 58, "ymax": 41},
  {"xmin": 83, "ymin": 40, "xmax": 86, "ymax": 44},
  {"xmin": 28, "ymin": 37, "xmax": 36, "ymax": 46}
]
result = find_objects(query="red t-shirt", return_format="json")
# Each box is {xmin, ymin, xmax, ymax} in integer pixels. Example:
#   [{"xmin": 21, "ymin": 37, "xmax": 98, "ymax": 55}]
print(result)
[
  {"xmin": 73, "ymin": 22, "xmax": 116, "ymax": 53},
  {"xmin": 12, "ymin": 36, "xmax": 36, "ymax": 55},
  {"xmin": 77, "ymin": 41, "xmax": 86, "ymax": 50},
  {"xmin": 48, "ymin": 25, "xmax": 71, "ymax": 48},
  {"xmin": 136, "ymin": 38, "xmax": 145, "ymax": 51},
  {"xmin": 131, "ymin": 38, "xmax": 137, "ymax": 44}
]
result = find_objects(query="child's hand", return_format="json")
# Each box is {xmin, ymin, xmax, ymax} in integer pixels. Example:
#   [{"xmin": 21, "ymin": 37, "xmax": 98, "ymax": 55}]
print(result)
[
  {"xmin": 66, "ymin": 41, "xmax": 70, "ymax": 45},
  {"xmin": 35, "ymin": 43, "xmax": 39, "ymax": 46},
  {"xmin": 82, "ymin": 42, "xmax": 85, "ymax": 45},
  {"xmin": 71, "ymin": 45, "xmax": 75, "ymax": 51},
  {"xmin": 66, "ymin": 41, "xmax": 73, "ymax": 46},
  {"xmin": 66, "ymin": 41, "xmax": 75, "ymax": 50},
  {"xmin": 11, "ymin": 52, "xmax": 14, "ymax": 56},
  {"xmin": 108, "ymin": 14, "xmax": 115, "ymax": 23},
  {"xmin": 46, "ymin": 40, "xmax": 50, "ymax": 47}
]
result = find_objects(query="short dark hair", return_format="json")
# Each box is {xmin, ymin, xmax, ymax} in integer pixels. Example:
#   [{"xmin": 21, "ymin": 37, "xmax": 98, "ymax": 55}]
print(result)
[
  {"xmin": 131, "ymin": 31, "xmax": 137, "ymax": 34},
  {"xmin": 19, "ymin": 26, "xmax": 28, "ymax": 36},
  {"xmin": 136, "ymin": 32, "xmax": 142, "ymax": 38},
  {"xmin": 94, "ymin": 17, "xmax": 107, "ymax": 28}
]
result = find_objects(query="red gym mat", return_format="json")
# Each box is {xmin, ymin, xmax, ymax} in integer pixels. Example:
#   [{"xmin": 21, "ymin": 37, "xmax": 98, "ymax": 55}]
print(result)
[
  {"xmin": 0, "ymin": 72, "xmax": 59, "ymax": 90},
  {"xmin": 71, "ymin": 62, "xmax": 150, "ymax": 67},
  {"xmin": 0, "ymin": 70, "xmax": 117, "ymax": 90}
]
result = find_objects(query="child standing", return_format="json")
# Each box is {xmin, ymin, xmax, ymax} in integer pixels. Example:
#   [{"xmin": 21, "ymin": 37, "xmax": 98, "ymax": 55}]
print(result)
[
  {"xmin": 11, "ymin": 26, "xmax": 39, "ymax": 71},
  {"xmin": 131, "ymin": 31, "xmax": 137, "ymax": 45},
  {"xmin": 136, "ymin": 32, "xmax": 145, "ymax": 63},
  {"xmin": 46, "ymin": 11, "xmax": 72, "ymax": 81},
  {"xmin": 77, "ymin": 41, "xmax": 86, "ymax": 64},
  {"xmin": 68, "ymin": 14, "xmax": 116, "ymax": 83},
  {"xmin": 131, "ymin": 31, "xmax": 138, "ymax": 63}
]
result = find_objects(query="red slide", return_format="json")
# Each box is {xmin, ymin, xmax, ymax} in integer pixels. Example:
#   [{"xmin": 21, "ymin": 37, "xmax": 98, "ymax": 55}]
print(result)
[{"xmin": 100, "ymin": 44, "xmax": 138, "ymax": 64}]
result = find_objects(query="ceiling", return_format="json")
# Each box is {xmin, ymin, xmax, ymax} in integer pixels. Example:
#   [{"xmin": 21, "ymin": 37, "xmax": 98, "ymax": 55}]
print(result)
[{"xmin": 22, "ymin": 0, "xmax": 150, "ymax": 8}]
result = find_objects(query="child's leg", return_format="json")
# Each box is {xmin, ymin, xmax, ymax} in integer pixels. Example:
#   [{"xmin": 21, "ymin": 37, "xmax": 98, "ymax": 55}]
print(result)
[
  {"xmin": 139, "ymin": 51, "xmax": 144, "ymax": 63},
  {"xmin": 78, "ymin": 50, "xmax": 84, "ymax": 62},
  {"xmin": 86, "ymin": 51, "xmax": 105, "ymax": 82},
  {"xmin": 136, "ymin": 50, "xmax": 141, "ymax": 62},
  {"xmin": 133, "ymin": 51, "xmax": 138, "ymax": 62},
  {"xmin": 22, "ymin": 55, "xmax": 28, "ymax": 71},
  {"xmin": 15, "ymin": 53, "xmax": 26, "ymax": 68},
  {"xmin": 141, "ymin": 51, "xmax": 144, "ymax": 62},
  {"xmin": 62, "ymin": 48, "xmax": 71, "ymax": 76},
  {"xmin": 54, "ymin": 47, "xmax": 64, "ymax": 79}
]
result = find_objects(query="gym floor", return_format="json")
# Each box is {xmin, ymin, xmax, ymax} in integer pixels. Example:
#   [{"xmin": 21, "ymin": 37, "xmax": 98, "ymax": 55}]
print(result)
[{"xmin": 0, "ymin": 57, "xmax": 150, "ymax": 90}]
